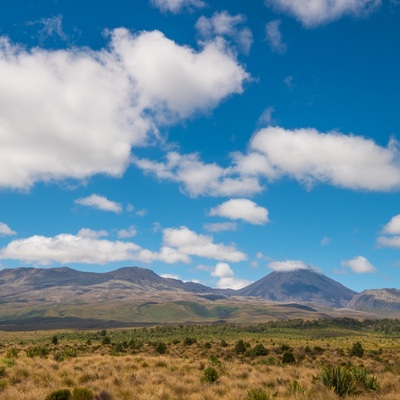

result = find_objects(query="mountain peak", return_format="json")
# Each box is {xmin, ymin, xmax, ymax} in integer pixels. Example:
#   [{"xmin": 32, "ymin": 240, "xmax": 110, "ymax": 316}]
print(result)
[{"xmin": 237, "ymin": 268, "xmax": 357, "ymax": 308}]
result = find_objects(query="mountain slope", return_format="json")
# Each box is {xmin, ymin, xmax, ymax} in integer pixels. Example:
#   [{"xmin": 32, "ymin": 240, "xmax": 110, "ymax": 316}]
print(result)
[
  {"xmin": 0, "ymin": 266, "xmax": 212, "ymax": 302},
  {"xmin": 347, "ymin": 289, "xmax": 400, "ymax": 312},
  {"xmin": 236, "ymin": 269, "xmax": 357, "ymax": 308}
]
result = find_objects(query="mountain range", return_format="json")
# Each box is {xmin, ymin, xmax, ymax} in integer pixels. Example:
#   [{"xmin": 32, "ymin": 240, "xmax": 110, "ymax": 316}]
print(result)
[{"xmin": 0, "ymin": 266, "xmax": 398, "ymax": 329}]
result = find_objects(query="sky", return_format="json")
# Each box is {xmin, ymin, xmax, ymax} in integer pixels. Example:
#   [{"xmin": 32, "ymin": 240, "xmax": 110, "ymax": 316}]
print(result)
[{"xmin": 0, "ymin": 0, "xmax": 400, "ymax": 293}]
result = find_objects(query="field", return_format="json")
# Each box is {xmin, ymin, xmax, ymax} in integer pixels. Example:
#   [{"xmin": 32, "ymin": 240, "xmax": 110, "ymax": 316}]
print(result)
[{"xmin": 0, "ymin": 319, "xmax": 400, "ymax": 399}]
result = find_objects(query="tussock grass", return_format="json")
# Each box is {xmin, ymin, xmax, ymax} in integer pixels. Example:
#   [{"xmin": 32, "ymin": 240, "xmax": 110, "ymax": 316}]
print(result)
[{"xmin": 0, "ymin": 321, "xmax": 399, "ymax": 399}]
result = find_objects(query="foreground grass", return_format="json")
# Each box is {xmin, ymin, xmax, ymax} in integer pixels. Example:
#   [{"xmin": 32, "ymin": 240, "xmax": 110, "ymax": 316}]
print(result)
[{"xmin": 0, "ymin": 319, "xmax": 400, "ymax": 399}]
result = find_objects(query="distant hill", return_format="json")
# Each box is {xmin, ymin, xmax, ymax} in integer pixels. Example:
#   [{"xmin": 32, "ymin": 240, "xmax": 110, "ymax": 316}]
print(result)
[
  {"xmin": 236, "ymin": 269, "xmax": 357, "ymax": 308},
  {"xmin": 0, "ymin": 267, "xmax": 212, "ymax": 297},
  {"xmin": 347, "ymin": 288, "xmax": 400, "ymax": 313}
]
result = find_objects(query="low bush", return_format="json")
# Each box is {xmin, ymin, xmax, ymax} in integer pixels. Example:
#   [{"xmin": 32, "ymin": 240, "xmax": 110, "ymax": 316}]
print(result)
[
  {"xmin": 350, "ymin": 341, "xmax": 364, "ymax": 357},
  {"xmin": 200, "ymin": 367, "xmax": 219, "ymax": 383},
  {"xmin": 251, "ymin": 344, "xmax": 268, "ymax": 356},
  {"xmin": 45, "ymin": 389, "xmax": 71, "ymax": 400},
  {"xmin": 282, "ymin": 351, "xmax": 296, "ymax": 364},
  {"xmin": 155, "ymin": 341, "xmax": 167, "ymax": 354}
]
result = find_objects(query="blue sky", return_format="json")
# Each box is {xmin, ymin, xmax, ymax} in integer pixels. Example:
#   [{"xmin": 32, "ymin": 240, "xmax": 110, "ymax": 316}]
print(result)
[{"xmin": 1, "ymin": 0, "xmax": 400, "ymax": 292}]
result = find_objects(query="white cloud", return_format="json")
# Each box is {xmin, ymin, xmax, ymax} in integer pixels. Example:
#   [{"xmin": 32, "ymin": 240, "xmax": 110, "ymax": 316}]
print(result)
[
  {"xmin": 382, "ymin": 214, "xmax": 400, "ymax": 234},
  {"xmin": 118, "ymin": 226, "xmax": 138, "ymax": 239},
  {"xmin": 77, "ymin": 228, "xmax": 108, "ymax": 239},
  {"xmin": 29, "ymin": 15, "xmax": 68, "ymax": 43},
  {"xmin": 258, "ymin": 107, "xmax": 275, "ymax": 126},
  {"xmin": 0, "ymin": 223, "xmax": 16, "ymax": 236},
  {"xmin": 150, "ymin": 0, "xmax": 206, "ymax": 13},
  {"xmin": 0, "ymin": 234, "xmax": 141, "ymax": 265},
  {"xmin": 132, "ymin": 151, "xmax": 262, "ymax": 197},
  {"xmin": 377, "ymin": 236, "xmax": 400, "ymax": 248},
  {"xmin": 265, "ymin": 20, "xmax": 287, "ymax": 54},
  {"xmin": 237, "ymin": 126, "xmax": 400, "ymax": 191},
  {"xmin": 203, "ymin": 222, "xmax": 238, "ymax": 232},
  {"xmin": 266, "ymin": 0, "xmax": 381, "ymax": 27},
  {"xmin": 211, "ymin": 262, "xmax": 252, "ymax": 289},
  {"xmin": 0, "ymin": 29, "xmax": 248, "ymax": 190},
  {"xmin": 341, "ymin": 256, "xmax": 377, "ymax": 273},
  {"xmin": 269, "ymin": 260, "xmax": 311, "ymax": 272},
  {"xmin": 209, "ymin": 198, "xmax": 269, "ymax": 225},
  {"xmin": 0, "ymin": 232, "xmax": 192, "ymax": 266},
  {"xmin": 196, "ymin": 11, "xmax": 253, "ymax": 54},
  {"xmin": 75, "ymin": 194, "xmax": 122, "ymax": 213},
  {"xmin": 163, "ymin": 226, "xmax": 247, "ymax": 262},
  {"xmin": 160, "ymin": 273, "xmax": 181, "ymax": 280}
]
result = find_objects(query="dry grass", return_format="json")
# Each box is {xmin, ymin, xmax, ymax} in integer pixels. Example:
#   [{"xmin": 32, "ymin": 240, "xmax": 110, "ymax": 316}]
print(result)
[{"xmin": 0, "ymin": 327, "xmax": 399, "ymax": 399}]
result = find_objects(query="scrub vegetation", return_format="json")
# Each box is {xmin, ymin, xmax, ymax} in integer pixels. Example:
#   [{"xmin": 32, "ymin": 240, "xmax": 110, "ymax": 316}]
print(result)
[{"xmin": 0, "ymin": 318, "xmax": 399, "ymax": 399}]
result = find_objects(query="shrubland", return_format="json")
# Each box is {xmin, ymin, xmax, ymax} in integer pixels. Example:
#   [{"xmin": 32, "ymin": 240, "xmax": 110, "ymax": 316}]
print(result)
[{"xmin": 0, "ymin": 318, "xmax": 399, "ymax": 399}]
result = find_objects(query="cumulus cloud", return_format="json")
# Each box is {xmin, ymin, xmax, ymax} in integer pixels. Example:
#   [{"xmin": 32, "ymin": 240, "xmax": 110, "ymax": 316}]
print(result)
[
  {"xmin": 132, "ymin": 151, "xmax": 262, "ymax": 197},
  {"xmin": 341, "ymin": 256, "xmax": 376, "ymax": 273},
  {"xmin": 118, "ymin": 226, "xmax": 138, "ymax": 239},
  {"xmin": 377, "ymin": 215, "xmax": 400, "ymax": 248},
  {"xmin": 265, "ymin": 20, "xmax": 287, "ymax": 54},
  {"xmin": 196, "ymin": 11, "xmax": 253, "ymax": 54},
  {"xmin": 209, "ymin": 199, "xmax": 269, "ymax": 225},
  {"xmin": 203, "ymin": 222, "xmax": 238, "ymax": 232},
  {"xmin": 0, "ymin": 232, "xmax": 191, "ymax": 265},
  {"xmin": 269, "ymin": 260, "xmax": 312, "ymax": 272},
  {"xmin": 163, "ymin": 226, "xmax": 247, "ymax": 262},
  {"xmin": 266, "ymin": 0, "xmax": 381, "ymax": 27},
  {"xmin": 150, "ymin": 0, "xmax": 206, "ymax": 13},
  {"xmin": 211, "ymin": 262, "xmax": 252, "ymax": 289},
  {"xmin": 0, "ymin": 29, "xmax": 248, "ymax": 190},
  {"xmin": 237, "ymin": 126, "xmax": 400, "ymax": 191},
  {"xmin": 77, "ymin": 228, "xmax": 108, "ymax": 239},
  {"xmin": 382, "ymin": 214, "xmax": 400, "ymax": 234},
  {"xmin": 75, "ymin": 194, "xmax": 122, "ymax": 213},
  {"xmin": 0, "ymin": 223, "xmax": 16, "ymax": 236}
]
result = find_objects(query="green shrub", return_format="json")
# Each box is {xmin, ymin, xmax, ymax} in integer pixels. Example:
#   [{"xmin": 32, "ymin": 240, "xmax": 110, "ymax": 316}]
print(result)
[
  {"xmin": 128, "ymin": 339, "xmax": 143, "ymax": 349},
  {"xmin": 220, "ymin": 339, "xmax": 228, "ymax": 347},
  {"xmin": 282, "ymin": 351, "xmax": 296, "ymax": 364},
  {"xmin": 45, "ymin": 389, "xmax": 72, "ymax": 400},
  {"xmin": 247, "ymin": 388, "xmax": 270, "ymax": 400},
  {"xmin": 251, "ymin": 344, "xmax": 268, "ymax": 356},
  {"xmin": 350, "ymin": 341, "xmax": 364, "ymax": 357},
  {"xmin": 235, "ymin": 339, "xmax": 247, "ymax": 354},
  {"xmin": 6, "ymin": 348, "xmax": 19, "ymax": 358},
  {"xmin": 183, "ymin": 337, "xmax": 197, "ymax": 346},
  {"xmin": 200, "ymin": 367, "xmax": 219, "ymax": 383},
  {"xmin": 155, "ymin": 342, "xmax": 167, "ymax": 354},
  {"xmin": 72, "ymin": 387, "xmax": 94, "ymax": 400},
  {"xmin": 26, "ymin": 345, "xmax": 49, "ymax": 358},
  {"xmin": 101, "ymin": 337, "xmax": 111, "ymax": 345},
  {"xmin": 52, "ymin": 336, "xmax": 58, "ymax": 345},
  {"xmin": 0, "ymin": 366, "xmax": 6, "ymax": 378}
]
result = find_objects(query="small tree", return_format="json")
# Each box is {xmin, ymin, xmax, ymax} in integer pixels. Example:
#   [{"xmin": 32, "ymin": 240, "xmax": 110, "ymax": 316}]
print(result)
[
  {"xmin": 282, "ymin": 351, "xmax": 296, "ymax": 364},
  {"xmin": 350, "ymin": 341, "xmax": 364, "ymax": 357},
  {"xmin": 51, "ymin": 336, "xmax": 58, "ymax": 345},
  {"xmin": 235, "ymin": 339, "xmax": 247, "ymax": 354}
]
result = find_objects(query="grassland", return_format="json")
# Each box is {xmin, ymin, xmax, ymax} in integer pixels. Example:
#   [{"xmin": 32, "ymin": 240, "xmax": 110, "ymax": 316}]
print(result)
[{"xmin": 0, "ymin": 319, "xmax": 400, "ymax": 399}]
